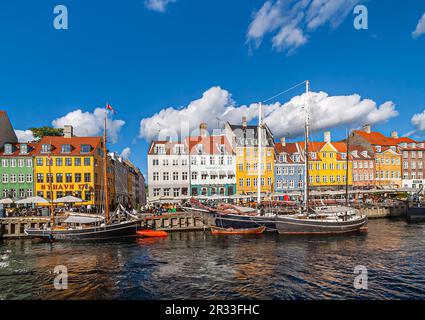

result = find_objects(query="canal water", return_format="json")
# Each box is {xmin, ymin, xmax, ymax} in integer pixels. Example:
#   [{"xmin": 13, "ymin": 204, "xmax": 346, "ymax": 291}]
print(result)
[{"xmin": 1, "ymin": 219, "xmax": 425, "ymax": 300}]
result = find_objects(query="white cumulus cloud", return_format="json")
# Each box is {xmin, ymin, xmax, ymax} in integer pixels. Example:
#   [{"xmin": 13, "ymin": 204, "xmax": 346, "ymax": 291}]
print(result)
[
  {"xmin": 411, "ymin": 110, "xmax": 425, "ymax": 132},
  {"xmin": 139, "ymin": 86, "xmax": 398, "ymax": 142},
  {"xmin": 14, "ymin": 130, "xmax": 35, "ymax": 143},
  {"xmin": 145, "ymin": 0, "xmax": 176, "ymax": 13},
  {"xmin": 52, "ymin": 108, "xmax": 125, "ymax": 144},
  {"xmin": 412, "ymin": 13, "xmax": 425, "ymax": 39},
  {"xmin": 120, "ymin": 147, "xmax": 132, "ymax": 160},
  {"xmin": 247, "ymin": 0, "xmax": 360, "ymax": 53}
]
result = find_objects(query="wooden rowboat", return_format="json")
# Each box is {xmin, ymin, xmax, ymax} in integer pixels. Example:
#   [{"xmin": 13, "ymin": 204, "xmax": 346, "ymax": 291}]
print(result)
[
  {"xmin": 210, "ymin": 226, "xmax": 266, "ymax": 235},
  {"xmin": 137, "ymin": 230, "xmax": 168, "ymax": 238}
]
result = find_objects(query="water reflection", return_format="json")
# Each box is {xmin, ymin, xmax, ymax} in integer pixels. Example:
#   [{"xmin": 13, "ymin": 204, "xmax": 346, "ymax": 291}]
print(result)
[{"xmin": 1, "ymin": 220, "xmax": 425, "ymax": 300}]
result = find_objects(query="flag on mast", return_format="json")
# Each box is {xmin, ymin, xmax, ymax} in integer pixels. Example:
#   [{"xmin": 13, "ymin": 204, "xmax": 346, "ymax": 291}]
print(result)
[{"xmin": 106, "ymin": 103, "xmax": 117, "ymax": 114}]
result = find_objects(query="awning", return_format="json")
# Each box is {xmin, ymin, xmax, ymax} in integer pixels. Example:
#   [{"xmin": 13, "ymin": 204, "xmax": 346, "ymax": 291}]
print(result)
[
  {"xmin": 210, "ymin": 171, "xmax": 218, "ymax": 176},
  {"xmin": 227, "ymin": 171, "xmax": 235, "ymax": 176},
  {"xmin": 219, "ymin": 171, "xmax": 226, "ymax": 176},
  {"xmin": 64, "ymin": 216, "xmax": 103, "ymax": 224},
  {"xmin": 201, "ymin": 171, "xmax": 208, "ymax": 175}
]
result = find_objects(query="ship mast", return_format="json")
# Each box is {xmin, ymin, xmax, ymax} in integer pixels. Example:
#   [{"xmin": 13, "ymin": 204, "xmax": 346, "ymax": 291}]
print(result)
[
  {"xmin": 304, "ymin": 80, "xmax": 310, "ymax": 213},
  {"xmin": 103, "ymin": 108, "xmax": 110, "ymax": 224},
  {"xmin": 49, "ymin": 139, "xmax": 54, "ymax": 225},
  {"xmin": 345, "ymin": 129, "xmax": 350, "ymax": 206},
  {"xmin": 257, "ymin": 102, "xmax": 262, "ymax": 210}
]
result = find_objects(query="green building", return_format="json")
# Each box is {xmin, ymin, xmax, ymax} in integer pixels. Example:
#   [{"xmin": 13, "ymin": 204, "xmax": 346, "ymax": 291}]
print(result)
[{"xmin": 0, "ymin": 143, "xmax": 36, "ymax": 200}]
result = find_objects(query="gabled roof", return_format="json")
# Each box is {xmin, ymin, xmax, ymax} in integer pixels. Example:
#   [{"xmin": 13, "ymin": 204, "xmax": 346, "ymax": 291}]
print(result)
[
  {"xmin": 275, "ymin": 142, "xmax": 299, "ymax": 155},
  {"xmin": 0, "ymin": 142, "xmax": 38, "ymax": 157},
  {"xmin": 186, "ymin": 135, "xmax": 234, "ymax": 155},
  {"xmin": 34, "ymin": 136, "xmax": 102, "ymax": 156},
  {"xmin": 297, "ymin": 141, "xmax": 350, "ymax": 160},
  {"xmin": 227, "ymin": 122, "xmax": 274, "ymax": 147},
  {"xmin": 349, "ymin": 145, "xmax": 372, "ymax": 159},
  {"xmin": 354, "ymin": 130, "xmax": 414, "ymax": 146}
]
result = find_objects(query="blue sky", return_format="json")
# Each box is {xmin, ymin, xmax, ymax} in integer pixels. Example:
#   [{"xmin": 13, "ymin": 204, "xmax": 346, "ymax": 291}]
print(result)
[{"xmin": 0, "ymin": 0, "xmax": 424, "ymax": 177}]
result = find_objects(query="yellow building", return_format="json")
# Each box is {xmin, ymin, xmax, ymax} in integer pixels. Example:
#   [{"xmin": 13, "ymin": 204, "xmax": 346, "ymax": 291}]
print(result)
[
  {"xmin": 298, "ymin": 138, "xmax": 352, "ymax": 190},
  {"xmin": 374, "ymin": 146, "xmax": 401, "ymax": 188},
  {"xmin": 225, "ymin": 119, "xmax": 275, "ymax": 194},
  {"xmin": 34, "ymin": 134, "xmax": 104, "ymax": 206}
]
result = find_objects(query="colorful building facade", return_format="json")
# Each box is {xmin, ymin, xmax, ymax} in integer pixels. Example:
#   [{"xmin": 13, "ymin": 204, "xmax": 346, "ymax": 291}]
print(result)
[
  {"xmin": 34, "ymin": 134, "xmax": 104, "ymax": 206},
  {"xmin": 400, "ymin": 141, "xmax": 425, "ymax": 189},
  {"xmin": 0, "ymin": 143, "xmax": 36, "ymax": 200},
  {"xmin": 186, "ymin": 133, "xmax": 236, "ymax": 196},
  {"xmin": 298, "ymin": 132, "xmax": 352, "ymax": 190},
  {"xmin": 350, "ymin": 146, "xmax": 375, "ymax": 189},
  {"xmin": 225, "ymin": 118, "xmax": 275, "ymax": 195},
  {"xmin": 274, "ymin": 139, "xmax": 304, "ymax": 193}
]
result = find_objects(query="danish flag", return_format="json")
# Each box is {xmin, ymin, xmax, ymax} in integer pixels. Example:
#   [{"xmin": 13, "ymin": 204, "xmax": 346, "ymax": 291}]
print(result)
[{"xmin": 106, "ymin": 103, "xmax": 117, "ymax": 114}]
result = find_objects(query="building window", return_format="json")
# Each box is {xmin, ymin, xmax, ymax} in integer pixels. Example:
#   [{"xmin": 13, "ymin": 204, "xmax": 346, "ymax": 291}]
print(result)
[
  {"xmin": 84, "ymin": 158, "xmax": 91, "ymax": 166},
  {"xmin": 153, "ymin": 172, "xmax": 159, "ymax": 181},
  {"xmin": 163, "ymin": 188, "xmax": 170, "ymax": 196},
  {"xmin": 10, "ymin": 159, "xmax": 16, "ymax": 167},
  {"xmin": 74, "ymin": 158, "xmax": 81, "ymax": 166},
  {"xmin": 246, "ymin": 178, "xmax": 251, "ymax": 187},
  {"xmin": 81, "ymin": 144, "xmax": 91, "ymax": 153},
  {"xmin": 173, "ymin": 188, "xmax": 180, "ymax": 197},
  {"xmin": 4, "ymin": 144, "xmax": 12, "ymax": 154},
  {"xmin": 66, "ymin": 173, "xmax": 72, "ymax": 183},
  {"xmin": 18, "ymin": 174, "xmax": 25, "ymax": 183},
  {"xmin": 10, "ymin": 174, "xmax": 17, "ymax": 183},
  {"xmin": 192, "ymin": 172, "xmax": 197, "ymax": 180},
  {"xmin": 41, "ymin": 144, "xmax": 51, "ymax": 153},
  {"xmin": 85, "ymin": 191, "xmax": 92, "ymax": 201},
  {"xmin": 182, "ymin": 172, "xmax": 188, "ymax": 180},
  {"xmin": 74, "ymin": 173, "xmax": 82, "ymax": 183},
  {"xmin": 239, "ymin": 178, "xmax": 244, "ymax": 187},
  {"xmin": 84, "ymin": 173, "xmax": 91, "ymax": 183},
  {"xmin": 153, "ymin": 188, "xmax": 160, "ymax": 197},
  {"xmin": 2, "ymin": 174, "xmax": 8, "ymax": 183},
  {"xmin": 1, "ymin": 159, "xmax": 8, "ymax": 167},
  {"xmin": 163, "ymin": 172, "xmax": 169, "ymax": 181},
  {"xmin": 173, "ymin": 172, "xmax": 179, "ymax": 181},
  {"xmin": 26, "ymin": 174, "xmax": 33, "ymax": 183},
  {"xmin": 56, "ymin": 173, "xmax": 63, "ymax": 183},
  {"xmin": 27, "ymin": 189, "xmax": 33, "ymax": 197},
  {"xmin": 61, "ymin": 144, "xmax": 71, "ymax": 153},
  {"xmin": 18, "ymin": 159, "xmax": 24, "ymax": 167}
]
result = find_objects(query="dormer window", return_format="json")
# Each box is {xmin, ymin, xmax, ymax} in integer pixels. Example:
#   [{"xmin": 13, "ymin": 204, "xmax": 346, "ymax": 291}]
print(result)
[
  {"xmin": 61, "ymin": 144, "xmax": 71, "ymax": 153},
  {"xmin": 4, "ymin": 144, "xmax": 12, "ymax": 155},
  {"xmin": 352, "ymin": 150, "xmax": 358, "ymax": 157},
  {"xmin": 80, "ymin": 144, "xmax": 91, "ymax": 154},
  {"xmin": 341, "ymin": 153, "xmax": 346, "ymax": 159},
  {"xmin": 174, "ymin": 145, "xmax": 184, "ymax": 155},
  {"xmin": 20, "ymin": 144, "xmax": 28, "ymax": 154},
  {"xmin": 154, "ymin": 145, "xmax": 165, "ymax": 154},
  {"xmin": 310, "ymin": 152, "xmax": 316, "ymax": 160},
  {"xmin": 361, "ymin": 151, "xmax": 367, "ymax": 157},
  {"xmin": 390, "ymin": 146, "xmax": 396, "ymax": 152},
  {"xmin": 41, "ymin": 144, "xmax": 51, "ymax": 153},
  {"xmin": 219, "ymin": 145, "xmax": 225, "ymax": 154},
  {"xmin": 376, "ymin": 146, "xmax": 381, "ymax": 153},
  {"xmin": 196, "ymin": 144, "xmax": 203, "ymax": 154}
]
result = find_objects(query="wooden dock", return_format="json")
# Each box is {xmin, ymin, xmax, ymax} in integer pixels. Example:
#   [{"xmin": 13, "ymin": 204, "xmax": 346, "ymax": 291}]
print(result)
[{"xmin": 0, "ymin": 212, "xmax": 207, "ymax": 239}]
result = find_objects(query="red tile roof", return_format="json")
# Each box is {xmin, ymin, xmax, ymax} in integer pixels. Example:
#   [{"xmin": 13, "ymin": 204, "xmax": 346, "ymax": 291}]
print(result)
[
  {"xmin": 186, "ymin": 135, "xmax": 234, "ymax": 155},
  {"xmin": 275, "ymin": 142, "xmax": 298, "ymax": 154},
  {"xmin": 148, "ymin": 141, "xmax": 188, "ymax": 155},
  {"xmin": 34, "ymin": 136, "xmax": 102, "ymax": 156},
  {"xmin": 354, "ymin": 130, "xmax": 415, "ymax": 146},
  {"xmin": 0, "ymin": 142, "xmax": 38, "ymax": 157}
]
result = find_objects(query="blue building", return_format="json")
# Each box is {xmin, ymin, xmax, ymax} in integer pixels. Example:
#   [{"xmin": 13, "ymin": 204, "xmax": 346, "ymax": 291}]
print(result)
[{"xmin": 274, "ymin": 138, "xmax": 305, "ymax": 195}]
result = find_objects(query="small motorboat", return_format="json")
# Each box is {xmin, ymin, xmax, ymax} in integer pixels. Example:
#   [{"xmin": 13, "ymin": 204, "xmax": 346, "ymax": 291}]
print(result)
[
  {"xmin": 210, "ymin": 226, "xmax": 266, "ymax": 235},
  {"xmin": 136, "ymin": 230, "xmax": 168, "ymax": 237}
]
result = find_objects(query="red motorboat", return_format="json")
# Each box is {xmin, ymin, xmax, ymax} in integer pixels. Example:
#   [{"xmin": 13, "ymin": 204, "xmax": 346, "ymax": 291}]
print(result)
[
  {"xmin": 210, "ymin": 226, "xmax": 266, "ymax": 235},
  {"xmin": 137, "ymin": 230, "xmax": 168, "ymax": 237}
]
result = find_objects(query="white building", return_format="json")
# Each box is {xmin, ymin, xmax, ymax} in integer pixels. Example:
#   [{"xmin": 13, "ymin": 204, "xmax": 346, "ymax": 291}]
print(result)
[
  {"xmin": 147, "ymin": 141, "xmax": 190, "ymax": 198},
  {"xmin": 186, "ymin": 130, "xmax": 236, "ymax": 196}
]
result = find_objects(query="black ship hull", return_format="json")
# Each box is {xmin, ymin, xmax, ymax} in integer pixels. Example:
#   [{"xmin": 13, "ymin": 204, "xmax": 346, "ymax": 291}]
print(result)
[
  {"xmin": 275, "ymin": 215, "xmax": 368, "ymax": 235},
  {"xmin": 24, "ymin": 220, "xmax": 140, "ymax": 241},
  {"xmin": 407, "ymin": 207, "xmax": 425, "ymax": 221},
  {"xmin": 212, "ymin": 212, "xmax": 277, "ymax": 232}
]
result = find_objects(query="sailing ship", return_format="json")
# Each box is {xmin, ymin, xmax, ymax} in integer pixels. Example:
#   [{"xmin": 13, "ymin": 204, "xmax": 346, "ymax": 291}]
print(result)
[
  {"xmin": 190, "ymin": 80, "xmax": 368, "ymax": 235},
  {"xmin": 25, "ymin": 105, "xmax": 140, "ymax": 241}
]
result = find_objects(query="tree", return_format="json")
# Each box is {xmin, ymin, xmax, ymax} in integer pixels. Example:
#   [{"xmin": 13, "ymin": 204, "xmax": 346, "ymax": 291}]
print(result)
[{"xmin": 30, "ymin": 127, "xmax": 64, "ymax": 141}]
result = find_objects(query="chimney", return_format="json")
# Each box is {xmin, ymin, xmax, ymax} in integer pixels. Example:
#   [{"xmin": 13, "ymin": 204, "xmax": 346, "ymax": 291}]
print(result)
[
  {"xmin": 200, "ymin": 122, "xmax": 208, "ymax": 137},
  {"xmin": 391, "ymin": 131, "xmax": 398, "ymax": 139},
  {"xmin": 324, "ymin": 131, "xmax": 331, "ymax": 143},
  {"xmin": 242, "ymin": 116, "xmax": 247, "ymax": 128},
  {"xmin": 64, "ymin": 125, "xmax": 73, "ymax": 138},
  {"xmin": 363, "ymin": 124, "xmax": 371, "ymax": 134},
  {"xmin": 280, "ymin": 137, "xmax": 286, "ymax": 147}
]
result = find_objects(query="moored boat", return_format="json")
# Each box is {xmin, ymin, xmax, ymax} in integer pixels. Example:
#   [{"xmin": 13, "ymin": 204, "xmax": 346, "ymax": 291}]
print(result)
[
  {"xmin": 137, "ymin": 230, "xmax": 168, "ymax": 237},
  {"xmin": 211, "ymin": 226, "xmax": 265, "ymax": 235}
]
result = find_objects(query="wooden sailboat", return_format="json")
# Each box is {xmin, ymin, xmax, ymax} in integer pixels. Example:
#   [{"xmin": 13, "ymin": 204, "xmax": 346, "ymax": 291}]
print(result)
[
  {"xmin": 25, "ymin": 105, "xmax": 140, "ymax": 241},
  {"xmin": 274, "ymin": 80, "xmax": 368, "ymax": 235}
]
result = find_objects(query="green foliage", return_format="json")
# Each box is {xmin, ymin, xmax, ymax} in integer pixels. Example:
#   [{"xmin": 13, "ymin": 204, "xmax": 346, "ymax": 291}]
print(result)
[{"xmin": 30, "ymin": 127, "xmax": 64, "ymax": 141}]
